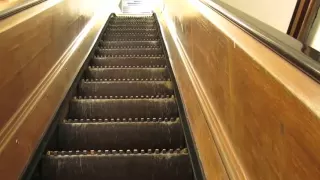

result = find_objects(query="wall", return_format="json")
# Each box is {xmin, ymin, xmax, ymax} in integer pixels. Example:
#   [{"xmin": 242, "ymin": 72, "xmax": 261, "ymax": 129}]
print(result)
[
  {"xmin": 218, "ymin": 0, "xmax": 297, "ymax": 33},
  {"xmin": 0, "ymin": 0, "xmax": 119, "ymax": 179},
  {"xmin": 160, "ymin": 0, "xmax": 320, "ymax": 179}
]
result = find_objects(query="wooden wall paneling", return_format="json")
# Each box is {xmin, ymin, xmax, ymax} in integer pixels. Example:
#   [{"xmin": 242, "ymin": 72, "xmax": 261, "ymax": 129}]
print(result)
[
  {"xmin": 0, "ymin": 0, "xmax": 115, "ymax": 178},
  {"xmin": 158, "ymin": 13, "xmax": 230, "ymax": 180},
  {"xmin": 161, "ymin": 0, "xmax": 320, "ymax": 179},
  {"xmin": 0, "ymin": 6, "xmax": 54, "ymax": 129}
]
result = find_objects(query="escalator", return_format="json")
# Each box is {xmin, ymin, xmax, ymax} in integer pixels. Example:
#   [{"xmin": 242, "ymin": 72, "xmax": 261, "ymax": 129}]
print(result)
[{"xmin": 26, "ymin": 13, "xmax": 201, "ymax": 180}]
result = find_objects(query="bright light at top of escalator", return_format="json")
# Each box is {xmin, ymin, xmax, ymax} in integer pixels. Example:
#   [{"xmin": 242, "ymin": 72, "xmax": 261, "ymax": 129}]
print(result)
[{"xmin": 119, "ymin": 0, "xmax": 164, "ymax": 14}]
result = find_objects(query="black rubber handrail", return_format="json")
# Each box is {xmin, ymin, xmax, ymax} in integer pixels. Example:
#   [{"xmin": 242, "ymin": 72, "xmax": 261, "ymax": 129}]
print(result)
[
  {"xmin": 0, "ymin": 0, "xmax": 47, "ymax": 20},
  {"xmin": 200, "ymin": 0, "xmax": 320, "ymax": 83}
]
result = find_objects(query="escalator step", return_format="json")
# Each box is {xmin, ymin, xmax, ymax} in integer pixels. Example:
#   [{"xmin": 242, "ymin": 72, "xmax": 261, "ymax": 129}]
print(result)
[
  {"xmin": 110, "ymin": 19, "xmax": 156, "ymax": 23},
  {"xmin": 96, "ymin": 47, "xmax": 163, "ymax": 56},
  {"xmin": 113, "ymin": 16, "xmax": 154, "ymax": 19},
  {"xmin": 100, "ymin": 40, "xmax": 160, "ymax": 47},
  {"xmin": 85, "ymin": 67, "xmax": 170, "ymax": 80},
  {"xmin": 78, "ymin": 80, "xmax": 174, "ymax": 96},
  {"xmin": 109, "ymin": 24, "xmax": 157, "ymax": 28},
  {"xmin": 68, "ymin": 98, "xmax": 178, "ymax": 119},
  {"xmin": 91, "ymin": 56, "xmax": 167, "ymax": 66},
  {"xmin": 59, "ymin": 118, "xmax": 184, "ymax": 150},
  {"xmin": 42, "ymin": 149, "xmax": 193, "ymax": 180},
  {"xmin": 105, "ymin": 38, "xmax": 160, "ymax": 41},
  {"xmin": 109, "ymin": 21, "xmax": 155, "ymax": 25},
  {"xmin": 103, "ymin": 33, "xmax": 158, "ymax": 40},
  {"xmin": 106, "ymin": 28, "xmax": 157, "ymax": 33},
  {"xmin": 102, "ymin": 45, "xmax": 160, "ymax": 49},
  {"xmin": 104, "ymin": 32, "xmax": 158, "ymax": 38}
]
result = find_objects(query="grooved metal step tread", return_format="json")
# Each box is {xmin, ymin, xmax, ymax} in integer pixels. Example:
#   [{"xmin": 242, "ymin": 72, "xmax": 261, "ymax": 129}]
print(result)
[
  {"xmin": 42, "ymin": 149, "xmax": 193, "ymax": 180},
  {"xmin": 95, "ymin": 55, "xmax": 164, "ymax": 58},
  {"xmin": 78, "ymin": 80, "xmax": 174, "ymax": 96},
  {"xmin": 110, "ymin": 19, "xmax": 155, "ymax": 22},
  {"xmin": 65, "ymin": 117, "xmax": 177, "ymax": 123},
  {"xmin": 113, "ymin": 16, "xmax": 154, "ymax": 19},
  {"xmin": 109, "ymin": 24, "xmax": 157, "ymax": 28},
  {"xmin": 103, "ymin": 34, "xmax": 158, "ymax": 40},
  {"xmin": 109, "ymin": 21, "xmax": 156, "ymax": 25},
  {"xmin": 107, "ymin": 28, "xmax": 157, "ymax": 33},
  {"xmin": 68, "ymin": 98, "xmax": 178, "ymax": 119},
  {"xmin": 100, "ymin": 40, "xmax": 160, "ymax": 47},
  {"xmin": 105, "ymin": 32, "xmax": 157, "ymax": 35},
  {"xmin": 103, "ymin": 38, "xmax": 160, "ymax": 42},
  {"xmin": 59, "ymin": 118, "xmax": 184, "ymax": 150},
  {"xmin": 96, "ymin": 47, "xmax": 163, "ymax": 56},
  {"xmin": 89, "ymin": 65, "xmax": 166, "ymax": 68},
  {"xmin": 91, "ymin": 56, "xmax": 167, "ymax": 66},
  {"xmin": 85, "ymin": 67, "xmax": 170, "ymax": 80},
  {"xmin": 74, "ymin": 95, "xmax": 173, "ymax": 99},
  {"xmin": 100, "ymin": 45, "xmax": 160, "ymax": 49},
  {"xmin": 110, "ymin": 20, "xmax": 156, "ymax": 24}
]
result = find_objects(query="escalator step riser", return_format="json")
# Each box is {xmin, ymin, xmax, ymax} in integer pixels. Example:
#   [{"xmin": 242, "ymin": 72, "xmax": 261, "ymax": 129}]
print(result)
[
  {"xmin": 104, "ymin": 32, "xmax": 158, "ymax": 36},
  {"xmin": 59, "ymin": 120, "xmax": 184, "ymax": 150},
  {"xmin": 96, "ymin": 48, "xmax": 163, "ymax": 56},
  {"xmin": 91, "ymin": 57, "xmax": 167, "ymax": 66},
  {"xmin": 104, "ymin": 38, "xmax": 160, "ymax": 41},
  {"xmin": 69, "ymin": 98, "xmax": 178, "ymax": 119},
  {"xmin": 110, "ymin": 19, "xmax": 156, "ymax": 23},
  {"xmin": 101, "ymin": 45, "xmax": 160, "ymax": 49},
  {"xmin": 85, "ymin": 68, "xmax": 170, "ymax": 80},
  {"xmin": 78, "ymin": 81, "xmax": 174, "ymax": 96},
  {"xmin": 103, "ymin": 34, "xmax": 158, "ymax": 40},
  {"xmin": 109, "ymin": 24, "xmax": 157, "ymax": 28},
  {"xmin": 109, "ymin": 21, "xmax": 156, "ymax": 25},
  {"xmin": 107, "ymin": 28, "xmax": 157, "ymax": 33},
  {"xmin": 111, "ymin": 16, "xmax": 156, "ymax": 21},
  {"xmin": 113, "ymin": 16, "xmax": 154, "ymax": 19},
  {"xmin": 42, "ymin": 151, "xmax": 193, "ymax": 180},
  {"xmin": 104, "ymin": 33, "xmax": 158, "ymax": 37},
  {"xmin": 100, "ymin": 40, "xmax": 160, "ymax": 47}
]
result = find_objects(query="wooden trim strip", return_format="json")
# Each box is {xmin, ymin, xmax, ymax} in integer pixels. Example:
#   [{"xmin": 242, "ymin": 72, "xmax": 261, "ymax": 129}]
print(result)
[{"xmin": 0, "ymin": 10, "xmax": 111, "ymax": 180}]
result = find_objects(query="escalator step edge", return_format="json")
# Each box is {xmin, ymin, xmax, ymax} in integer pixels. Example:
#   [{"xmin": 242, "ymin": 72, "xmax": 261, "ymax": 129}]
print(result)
[{"xmin": 42, "ymin": 149, "xmax": 193, "ymax": 180}]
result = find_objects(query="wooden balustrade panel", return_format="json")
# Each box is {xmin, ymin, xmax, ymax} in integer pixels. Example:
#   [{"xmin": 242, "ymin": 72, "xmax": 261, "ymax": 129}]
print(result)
[
  {"xmin": 160, "ymin": 0, "xmax": 320, "ymax": 179},
  {"xmin": 0, "ymin": 0, "xmax": 119, "ymax": 179},
  {"xmin": 158, "ymin": 15, "xmax": 230, "ymax": 180}
]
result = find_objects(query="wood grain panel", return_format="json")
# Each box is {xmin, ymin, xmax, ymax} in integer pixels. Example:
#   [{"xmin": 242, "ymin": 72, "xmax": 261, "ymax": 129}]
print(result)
[
  {"xmin": 158, "ymin": 13, "xmax": 229, "ymax": 180},
  {"xmin": 160, "ymin": 0, "xmax": 320, "ymax": 179},
  {"xmin": 0, "ymin": 0, "xmax": 117, "ymax": 178}
]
